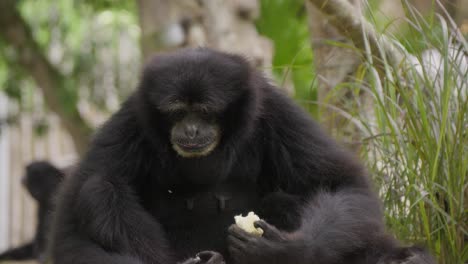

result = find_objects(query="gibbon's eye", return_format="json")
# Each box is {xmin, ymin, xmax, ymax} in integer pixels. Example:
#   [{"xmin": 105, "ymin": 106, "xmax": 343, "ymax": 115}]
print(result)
[
  {"xmin": 170, "ymin": 109, "xmax": 186, "ymax": 120},
  {"xmin": 199, "ymin": 110, "xmax": 211, "ymax": 119},
  {"xmin": 193, "ymin": 104, "xmax": 214, "ymax": 119}
]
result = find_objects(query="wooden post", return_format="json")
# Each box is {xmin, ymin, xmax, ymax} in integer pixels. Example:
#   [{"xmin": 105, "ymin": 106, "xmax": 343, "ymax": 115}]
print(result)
[{"xmin": 0, "ymin": 93, "xmax": 10, "ymax": 250}]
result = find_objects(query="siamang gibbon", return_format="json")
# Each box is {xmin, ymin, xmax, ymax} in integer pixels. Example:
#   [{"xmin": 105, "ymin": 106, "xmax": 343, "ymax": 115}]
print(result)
[
  {"xmin": 0, "ymin": 161, "xmax": 63, "ymax": 262},
  {"xmin": 49, "ymin": 48, "xmax": 435, "ymax": 264}
]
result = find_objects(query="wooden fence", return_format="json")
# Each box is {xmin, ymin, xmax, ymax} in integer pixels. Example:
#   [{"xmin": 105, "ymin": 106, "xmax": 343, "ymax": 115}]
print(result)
[{"xmin": 0, "ymin": 93, "xmax": 77, "ymax": 259}]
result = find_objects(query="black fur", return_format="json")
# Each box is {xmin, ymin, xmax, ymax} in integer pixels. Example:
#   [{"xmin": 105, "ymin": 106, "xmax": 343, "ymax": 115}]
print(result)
[
  {"xmin": 49, "ymin": 48, "xmax": 435, "ymax": 264},
  {"xmin": 0, "ymin": 161, "xmax": 63, "ymax": 262}
]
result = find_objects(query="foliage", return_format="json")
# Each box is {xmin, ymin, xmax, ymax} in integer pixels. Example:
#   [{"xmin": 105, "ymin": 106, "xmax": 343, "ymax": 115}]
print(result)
[
  {"xmin": 0, "ymin": 0, "xmax": 140, "ymax": 114},
  {"xmin": 366, "ymin": 0, "xmax": 445, "ymax": 54},
  {"xmin": 306, "ymin": 3, "xmax": 467, "ymax": 262},
  {"xmin": 371, "ymin": 7, "xmax": 467, "ymax": 263},
  {"xmin": 256, "ymin": 0, "xmax": 316, "ymax": 106}
]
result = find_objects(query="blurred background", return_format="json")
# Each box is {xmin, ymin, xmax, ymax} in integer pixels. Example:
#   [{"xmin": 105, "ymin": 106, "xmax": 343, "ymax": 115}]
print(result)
[{"xmin": 0, "ymin": 0, "xmax": 467, "ymax": 263}]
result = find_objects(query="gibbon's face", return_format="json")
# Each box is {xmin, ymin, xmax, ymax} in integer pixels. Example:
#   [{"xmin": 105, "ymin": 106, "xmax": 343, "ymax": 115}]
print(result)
[
  {"xmin": 141, "ymin": 49, "xmax": 251, "ymax": 158},
  {"xmin": 166, "ymin": 101, "xmax": 221, "ymax": 158}
]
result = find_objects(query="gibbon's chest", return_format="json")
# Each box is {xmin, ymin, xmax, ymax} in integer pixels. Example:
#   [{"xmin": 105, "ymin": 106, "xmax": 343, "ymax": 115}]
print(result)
[{"xmin": 152, "ymin": 181, "xmax": 261, "ymax": 258}]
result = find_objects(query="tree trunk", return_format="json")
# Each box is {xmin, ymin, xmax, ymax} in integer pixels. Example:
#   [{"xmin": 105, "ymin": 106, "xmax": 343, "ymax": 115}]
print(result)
[
  {"xmin": 0, "ymin": 0, "xmax": 92, "ymax": 155},
  {"xmin": 137, "ymin": 0, "xmax": 193, "ymax": 60},
  {"xmin": 136, "ymin": 0, "xmax": 272, "ymax": 69},
  {"xmin": 199, "ymin": 0, "xmax": 272, "ymax": 68},
  {"xmin": 454, "ymin": 0, "xmax": 468, "ymax": 25},
  {"xmin": 306, "ymin": 0, "xmax": 363, "ymax": 139}
]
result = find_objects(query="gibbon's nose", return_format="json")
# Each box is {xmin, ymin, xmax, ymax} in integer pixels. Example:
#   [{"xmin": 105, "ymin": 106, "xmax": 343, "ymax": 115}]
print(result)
[{"xmin": 184, "ymin": 124, "xmax": 198, "ymax": 139}]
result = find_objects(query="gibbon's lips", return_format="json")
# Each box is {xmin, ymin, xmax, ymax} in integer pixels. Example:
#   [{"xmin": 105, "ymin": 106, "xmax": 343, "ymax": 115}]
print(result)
[{"xmin": 176, "ymin": 140, "xmax": 214, "ymax": 152}]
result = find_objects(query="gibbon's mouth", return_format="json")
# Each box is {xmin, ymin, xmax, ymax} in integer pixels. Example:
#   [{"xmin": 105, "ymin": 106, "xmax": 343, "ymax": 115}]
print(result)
[
  {"xmin": 172, "ymin": 137, "xmax": 219, "ymax": 158},
  {"xmin": 178, "ymin": 143, "xmax": 209, "ymax": 152},
  {"xmin": 175, "ymin": 139, "xmax": 214, "ymax": 152}
]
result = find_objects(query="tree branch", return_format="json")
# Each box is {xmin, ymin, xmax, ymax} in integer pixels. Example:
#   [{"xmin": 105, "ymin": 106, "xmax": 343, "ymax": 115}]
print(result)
[
  {"xmin": 0, "ymin": 0, "xmax": 91, "ymax": 155},
  {"xmin": 308, "ymin": 0, "xmax": 409, "ymax": 69}
]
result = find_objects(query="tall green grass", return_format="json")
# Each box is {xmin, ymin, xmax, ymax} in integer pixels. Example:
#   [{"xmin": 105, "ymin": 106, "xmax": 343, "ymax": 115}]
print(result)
[
  {"xmin": 283, "ymin": 2, "xmax": 467, "ymax": 263},
  {"xmin": 258, "ymin": 1, "xmax": 466, "ymax": 262},
  {"xmin": 347, "ymin": 3, "xmax": 466, "ymax": 263}
]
